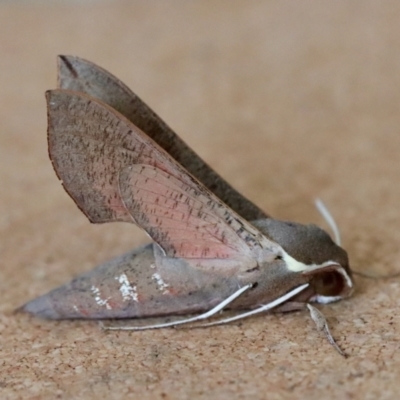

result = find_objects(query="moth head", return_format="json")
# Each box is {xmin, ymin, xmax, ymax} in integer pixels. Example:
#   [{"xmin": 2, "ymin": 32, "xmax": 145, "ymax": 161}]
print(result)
[
  {"xmin": 306, "ymin": 262, "xmax": 353, "ymax": 303},
  {"xmin": 252, "ymin": 218, "xmax": 354, "ymax": 302}
]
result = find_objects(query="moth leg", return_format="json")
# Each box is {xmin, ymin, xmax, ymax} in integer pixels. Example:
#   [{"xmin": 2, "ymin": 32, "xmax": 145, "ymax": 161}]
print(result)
[
  {"xmin": 185, "ymin": 283, "xmax": 309, "ymax": 328},
  {"xmin": 307, "ymin": 304, "xmax": 346, "ymax": 357},
  {"xmin": 101, "ymin": 284, "xmax": 252, "ymax": 331}
]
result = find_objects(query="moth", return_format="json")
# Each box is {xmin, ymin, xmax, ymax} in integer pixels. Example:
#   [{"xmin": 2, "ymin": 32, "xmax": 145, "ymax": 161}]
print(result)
[{"xmin": 21, "ymin": 56, "xmax": 354, "ymax": 356}]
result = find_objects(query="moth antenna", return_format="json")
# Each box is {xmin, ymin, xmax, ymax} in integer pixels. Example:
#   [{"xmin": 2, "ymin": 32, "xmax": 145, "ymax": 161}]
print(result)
[
  {"xmin": 184, "ymin": 284, "xmax": 309, "ymax": 328},
  {"xmin": 101, "ymin": 284, "xmax": 252, "ymax": 331},
  {"xmin": 315, "ymin": 198, "xmax": 341, "ymax": 245},
  {"xmin": 314, "ymin": 200, "xmax": 400, "ymax": 280},
  {"xmin": 307, "ymin": 304, "xmax": 346, "ymax": 357}
]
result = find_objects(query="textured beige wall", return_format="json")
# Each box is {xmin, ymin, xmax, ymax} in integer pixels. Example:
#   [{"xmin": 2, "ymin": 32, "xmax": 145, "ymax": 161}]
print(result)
[{"xmin": 1, "ymin": 1, "xmax": 400, "ymax": 399}]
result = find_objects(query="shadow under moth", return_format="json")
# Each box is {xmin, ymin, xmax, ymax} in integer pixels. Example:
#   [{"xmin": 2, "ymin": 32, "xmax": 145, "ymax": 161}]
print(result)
[{"xmin": 21, "ymin": 56, "xmax": 354, "ymax": 356}]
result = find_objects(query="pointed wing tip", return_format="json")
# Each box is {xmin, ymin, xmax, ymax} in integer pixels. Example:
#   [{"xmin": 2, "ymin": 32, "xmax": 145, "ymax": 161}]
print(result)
[
  {"xmin": 57, "ymin": 54, "xmax": 72, "ymax": 63},
  {"xmin": 45, "ymin": 89, "xmax": 65, "ymax": 108},
  {"xmin": 16, "ymin": 295, "xmax": 61, "ymax": 320},
  {"xmin": 58, "ymin": 55, "xmax": 82, "ymax": 82},
  {"xmin": 57, "ymin": 54, "xmax": 84, "ymax": 64},
  {"xmin": 45, "ymin": 89, "xmax": 54, "ymax": 103}
]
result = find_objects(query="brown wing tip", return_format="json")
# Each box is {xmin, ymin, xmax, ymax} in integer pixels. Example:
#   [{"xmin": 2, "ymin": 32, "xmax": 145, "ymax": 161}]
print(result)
[
  {"xmin": 46, "ymin": 88, "xmax": 67, "ymax": 107},
  {"xmin": 45, "ymin": 89, "xmax": 55, "ymax": 104},
  {"xmin": 57, "ymin": 55, "xmax": 103, "ymax": 89},
  {"xmin": 58, "ymin": 55, "xmax": 79, "ymax": 78}
]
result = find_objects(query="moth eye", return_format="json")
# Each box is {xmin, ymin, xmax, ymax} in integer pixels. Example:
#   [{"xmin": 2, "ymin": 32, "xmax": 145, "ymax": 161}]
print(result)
[{"xmin": 312, "ymin": 271, "xmax": 345, "ymax": 297}]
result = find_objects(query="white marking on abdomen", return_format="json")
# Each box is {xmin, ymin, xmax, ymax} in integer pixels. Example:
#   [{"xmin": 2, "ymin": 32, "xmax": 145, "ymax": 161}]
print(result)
[
  {"xmin": 115, "ymin": 274, "xmax": 138, "ymax": 302},
  {"xmin": 152, "ymin": 272, "xmax": 170, "ymax": 294},
  {"xmin": 90, "ymin": 286, "xmax": 112, "ymax": 309}
]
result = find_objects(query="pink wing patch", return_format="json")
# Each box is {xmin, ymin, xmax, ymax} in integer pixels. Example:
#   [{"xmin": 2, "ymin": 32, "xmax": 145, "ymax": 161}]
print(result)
[{"xmin": 119, "ymin": 165, "xmax": 255, "ymax": 259}]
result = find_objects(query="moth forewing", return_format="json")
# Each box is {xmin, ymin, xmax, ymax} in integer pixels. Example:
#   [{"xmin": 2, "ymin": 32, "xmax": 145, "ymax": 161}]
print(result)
[
  {"xmin": 20, "ymin": 244, "xmax": 249, "ymax": 319},
  {"xmin": 57, "ymin": 55, "xmax": 267, "ymax": 221}
]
